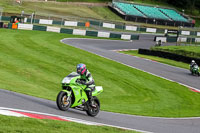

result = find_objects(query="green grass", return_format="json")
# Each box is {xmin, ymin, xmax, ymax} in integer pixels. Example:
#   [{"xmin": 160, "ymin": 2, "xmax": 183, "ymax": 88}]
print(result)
[
  {"xmin": 120, "ymin": 50, "xmax": 189, "ymax": 69},
  {"xmin": 151, "ymin": 46, "xmax": 200, "ymax": 59},
  {"xmin": 56, "ymin": 0, "xmax": 170, "ymax": 8},
  {"xmin": 0, "ymin": 115, "xmax": 137, "ymax": 133},
  {"xmin": 0, "ymin": 0, "xmax": 123, "ymax": 21},
  {"xmin": 193, "ymin": 18, "xmax": 200, "ymax": 27},
  {"xmin": 1, "ymin": 29, "xmax": 200, "ymax": 117}
]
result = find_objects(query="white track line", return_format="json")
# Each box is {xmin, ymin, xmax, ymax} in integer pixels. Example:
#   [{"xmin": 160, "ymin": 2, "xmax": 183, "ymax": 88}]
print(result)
[
  {"xmin": 102, "ymin": 110, "xmax": 200, "ymax": 120},
  {"xmin": 0, "ymin": 107, "xmax": 152, "ymax": 133},
  {"xmin": 0, "ymin": 109, "xmax": 28, "ymax": 117}
]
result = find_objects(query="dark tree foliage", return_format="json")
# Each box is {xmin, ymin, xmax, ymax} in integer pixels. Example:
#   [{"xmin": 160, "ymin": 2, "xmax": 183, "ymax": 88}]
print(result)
[
  {"xmin": 167, "ymin": 0, "xmax": 199, "ymax": 9},
  {"xmin": 195, "ymin": 0, "xmax": 200, "ymax": 7},
  {"xmin": 167, "ymin": 0, "xmax": 190, "ymax": 8}
]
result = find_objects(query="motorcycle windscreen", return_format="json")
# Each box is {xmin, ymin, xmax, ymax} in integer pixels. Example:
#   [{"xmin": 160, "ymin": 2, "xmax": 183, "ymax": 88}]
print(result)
[{"xmin": 62, "ymin": 72, "xmax": 80, "ymax": 84}]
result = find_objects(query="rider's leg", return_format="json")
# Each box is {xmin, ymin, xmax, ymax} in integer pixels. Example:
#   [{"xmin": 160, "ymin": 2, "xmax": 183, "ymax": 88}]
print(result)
[{"xmin": 85, "ymin": 87, "xmax": 96, "ymax": 107}]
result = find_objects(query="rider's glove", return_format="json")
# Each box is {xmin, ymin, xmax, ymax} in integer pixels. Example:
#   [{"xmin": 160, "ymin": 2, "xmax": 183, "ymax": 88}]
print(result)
[{"xmin": 80, "ymin": 80, "xmax": 86, "ymax": 85}]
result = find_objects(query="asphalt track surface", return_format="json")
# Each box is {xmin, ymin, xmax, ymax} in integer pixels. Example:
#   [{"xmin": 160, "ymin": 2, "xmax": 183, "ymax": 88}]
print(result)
[
  {"xmin": 62, "ymin": 34, "xmax": 200, "ymax": 90},
  {"xmin": 1, "ymin": 88, "xmax": 200, "ymax": 133},
  {"xmin": 1, "ymin": 34, "xmax": 200, "ymax": 133}
]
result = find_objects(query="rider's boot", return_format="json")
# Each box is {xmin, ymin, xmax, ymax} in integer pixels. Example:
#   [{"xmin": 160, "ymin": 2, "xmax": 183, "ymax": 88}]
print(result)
[
  {"xmin": 86, "ymin": 90, "xmax": 96, "ymax": 108},
  {"xmin": 90, "ymin": 97, "xmax": 96, "ymax": 108}
]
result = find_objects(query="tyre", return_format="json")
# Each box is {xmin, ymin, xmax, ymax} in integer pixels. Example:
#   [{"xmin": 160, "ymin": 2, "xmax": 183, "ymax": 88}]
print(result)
[
  {"xmin": 56, "ymin": 91, "xmax": 71, "ymax": 111},
  {"xmin": 86, "ymin": 96, "xmax": 100, "ymax": 117}
]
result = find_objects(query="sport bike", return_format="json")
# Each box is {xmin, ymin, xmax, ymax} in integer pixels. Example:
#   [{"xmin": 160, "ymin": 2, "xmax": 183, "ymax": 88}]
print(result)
[
  {"xmin": 190, "ymin": 64, "xmax": 200, "ymax": 76},
  {"xmin": 56, "ymin": 72, "xmax": 103, "ymax": 117}
]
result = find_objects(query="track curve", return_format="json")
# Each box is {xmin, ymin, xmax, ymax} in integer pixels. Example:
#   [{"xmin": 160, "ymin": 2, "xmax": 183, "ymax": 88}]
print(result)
[
  {"xmin": 61, "ymin": 38, "xmax": 200, "ymax": 90},
  {"xmin": 1, "ymin": 36, "xmax": 200, "ymax": 133}
]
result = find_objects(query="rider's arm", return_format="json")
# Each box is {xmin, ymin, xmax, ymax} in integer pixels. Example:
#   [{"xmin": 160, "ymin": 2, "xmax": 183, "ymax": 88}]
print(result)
[{"xmin": 85, "ymin": 73, "xmax": 94, "ymax": 85}]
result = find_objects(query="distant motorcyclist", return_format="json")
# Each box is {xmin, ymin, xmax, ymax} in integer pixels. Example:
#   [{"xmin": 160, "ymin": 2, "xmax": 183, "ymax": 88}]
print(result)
[
  {"xmin": 190, "ymin": 60, "xmax": 197, "ymax": 71},
  {"xmin": 190, "ymin": 60, "xmax": 200, "ymax": 76},
  {"xmin": 76, "ymin": 64, "xmax": 96, "ymax": 107}
]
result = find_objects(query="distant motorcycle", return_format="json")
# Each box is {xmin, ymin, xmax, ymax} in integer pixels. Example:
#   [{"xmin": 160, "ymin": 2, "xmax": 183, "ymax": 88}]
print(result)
[
  {"xmin": 56, "ymin": 72, "xmax": 103, "ymax": 117},
  {"xmin": 190, "ymin": 64, "xmax": 200, "ymax": 76}
]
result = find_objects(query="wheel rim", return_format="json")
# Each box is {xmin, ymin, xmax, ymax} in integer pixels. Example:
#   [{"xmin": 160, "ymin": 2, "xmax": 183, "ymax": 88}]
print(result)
[
  {"xmin": 61, "ymin": 95, "xmax": 70, "ymax": 107},
  {"xmin": 89, "ymin": 102, "xmax": 99, "ymax": 114}
]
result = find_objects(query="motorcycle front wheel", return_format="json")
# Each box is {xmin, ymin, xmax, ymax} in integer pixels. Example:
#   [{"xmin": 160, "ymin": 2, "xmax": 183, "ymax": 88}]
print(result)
[
  {"xmin": 56, "ymin": 91, "xmax": 71, "ymax": 111},
  {"xmin": 86, "ymin": 96, "xmax": 100, "ymax": 117}
]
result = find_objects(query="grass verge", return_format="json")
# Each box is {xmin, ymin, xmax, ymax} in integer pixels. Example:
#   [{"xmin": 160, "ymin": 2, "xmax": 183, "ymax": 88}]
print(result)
[
  {"xmin": 1, "ymin": 29, "xmax": 200, "ymax": 117},
  {"xmin": 119, "ymin": 50, "xmax": 189, "ymax": 69},
  {"xmin": 151, "ymin": 45, "xmax": 200, "ymax": 59},
  {"xmin": 0, "ymin": 115, "xmax": 137, "ymax": 133}
]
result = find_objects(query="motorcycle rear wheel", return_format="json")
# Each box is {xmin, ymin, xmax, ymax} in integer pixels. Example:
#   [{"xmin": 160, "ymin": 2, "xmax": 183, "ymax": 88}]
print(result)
[
  {"xmin": 86, "ymin": 96, "xmax": 100, "ymax": 117},
  {"xmin": 56, "ymin": 91, "xmax": 71, "ymax": 111}
]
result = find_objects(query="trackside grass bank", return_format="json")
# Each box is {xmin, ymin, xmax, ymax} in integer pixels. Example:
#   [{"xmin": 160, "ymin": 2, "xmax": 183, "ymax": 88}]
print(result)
[
  {"xmin": 0, "ymin": 115, "xmax": 137, "ymax": 133},
  {"xmin": 120, "ymin": 50, "xmax": 189, "ymax": 69},
  {"xmin": 151, "ymin": 46, "xmax": 200, "ymax": 59},
  {"xmin": 0, "ymin": 0, "xmax": 123, "ymax": 22},
  {"xmin": 1, "ymin": 29, "xmax": 200, "ymax": 117}
]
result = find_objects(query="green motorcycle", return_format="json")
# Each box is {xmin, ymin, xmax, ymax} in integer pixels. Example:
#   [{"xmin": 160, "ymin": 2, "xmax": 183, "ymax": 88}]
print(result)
[
  {"xmin": 56, "ymin": 72, "xmax": 103, "ymax": 117},
  {"xmin": 190, "ymin": 64, "xmax": 200, "ymax": 76}
]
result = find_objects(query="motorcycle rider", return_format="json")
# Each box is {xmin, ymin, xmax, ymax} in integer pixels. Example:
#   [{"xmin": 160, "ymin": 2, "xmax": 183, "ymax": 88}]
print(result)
[
  {"xmin": 76, "ymin": 64, "xmax": 96, "ymax": 107},
  {"xmin": 190, "ymin": 60, "xmax": 197, "ymax": 71}
]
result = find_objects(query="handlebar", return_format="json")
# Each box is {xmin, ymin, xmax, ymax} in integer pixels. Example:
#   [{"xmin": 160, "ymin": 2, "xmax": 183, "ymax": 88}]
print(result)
[{"xmin": 76, "ymin": 79, "xmax": 86, "ymax": 85}]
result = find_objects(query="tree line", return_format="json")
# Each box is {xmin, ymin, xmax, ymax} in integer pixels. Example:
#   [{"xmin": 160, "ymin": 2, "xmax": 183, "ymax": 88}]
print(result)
[
  {"xmin": 137, "ymin": 0, "xmax": 200, "ymax": 14},
  {"xmin": 166, "ymin": 0, "xmax": 200, "ymax": 9}
]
